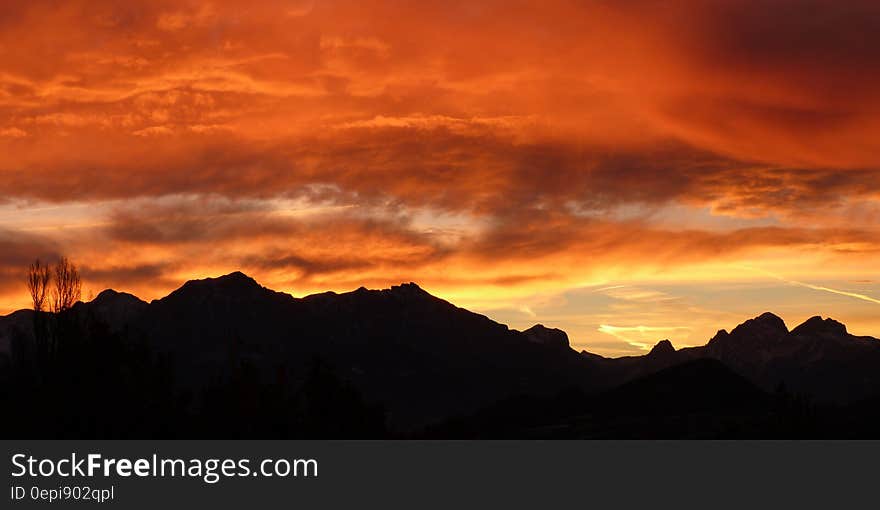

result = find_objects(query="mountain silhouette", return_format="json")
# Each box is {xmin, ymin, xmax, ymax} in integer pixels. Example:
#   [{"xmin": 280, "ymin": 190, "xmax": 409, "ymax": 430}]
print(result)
[
  {"xmin": 2, "ymin": 271, "xmax": 880, "ymax": 437},
  {"xmin": 598, "ymin": 358, "xmax": 769, "ymax": 415},
  {"xmin": 430, "ymin": 359, "xmax": 780, "ymax": 439},
  {"xmin": 647, "ymin": 339, "xmax": 676, "ymax": 358},
  {"xmin": 114, "ymin": 273, "xmax": 594, "ymax": 428}
]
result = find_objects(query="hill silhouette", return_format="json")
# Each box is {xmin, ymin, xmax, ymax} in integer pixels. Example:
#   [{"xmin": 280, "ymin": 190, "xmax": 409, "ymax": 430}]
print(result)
[
  {"xmin": 2, "ymin": 271, "xmax": 880, "ymax": 438},
  {"xmin": 427, "ymin": 359, "xmax": 783, "ymax": 439}
]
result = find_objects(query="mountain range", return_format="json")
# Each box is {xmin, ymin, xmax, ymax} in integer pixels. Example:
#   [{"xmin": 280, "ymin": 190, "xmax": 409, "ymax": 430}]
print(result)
[{"xmin": 2, "ymin": 271, "xmax": 880, "ymax": 436}]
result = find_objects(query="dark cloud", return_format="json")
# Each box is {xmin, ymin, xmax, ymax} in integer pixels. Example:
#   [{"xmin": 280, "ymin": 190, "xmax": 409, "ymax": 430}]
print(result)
[
  {"xmin": 0, "ymin": 229, "xmax": 60, "ymax": 295},
  {"xmin": 80, "ymin": 263, "xmax": 173, "ymax": 291},
  {"xmin": 6, "ymin": 125, "xmax": 879, "ymax": 223}
]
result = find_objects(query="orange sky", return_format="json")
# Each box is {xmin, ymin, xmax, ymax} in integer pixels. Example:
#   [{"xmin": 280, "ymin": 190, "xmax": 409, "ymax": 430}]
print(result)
[{"xmin": 1, "ymin": 0, "xmax": 879, "ymax": 355}]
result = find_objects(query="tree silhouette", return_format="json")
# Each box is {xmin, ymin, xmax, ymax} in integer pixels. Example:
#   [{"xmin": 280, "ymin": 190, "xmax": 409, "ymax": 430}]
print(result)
[
  {"xmin": 26, "ymin": 259, "xmax": 53, "ymax": 373},
  {"xmin": 51, "ymin": 257, "xmax": 81, "ymax": 313},
  {"xmin": 26, "ymin": 259, "xmax": 51, "ymax": 313},
  {"xmin": 24, "ymin": 257, "xmax": 83, "ymax": 370}
]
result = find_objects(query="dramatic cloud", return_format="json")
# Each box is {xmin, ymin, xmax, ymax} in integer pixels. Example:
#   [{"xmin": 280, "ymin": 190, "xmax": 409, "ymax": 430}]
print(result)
[{"xmin": 0, "ymin": 0, "xmax": 878, "ymax": 353}]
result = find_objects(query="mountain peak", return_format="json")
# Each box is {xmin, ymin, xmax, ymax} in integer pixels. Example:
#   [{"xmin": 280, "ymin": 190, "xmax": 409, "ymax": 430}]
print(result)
[
  {"xmin": 388, "ymin": 282, "xmax": 432, "ymax": 298},
  {"xmin": 648, "ymin": 339, "xmax": 676, "ymax": 357},
  {"xmin": 791, "ymin": 316, "xmax": 848, "ymax": 337},
  {"xmin": 92, "ymin": 289, "xmax": 146, "ymax": 307},
  {"xmin": 523, "ymin": 324, "xmax": 570, "ymax": 350},
  {"xmin": 167, "ymin": 271, "xmax": 268, "ymax": 302},
  {"xmin": 216, "ymin": 271, "xmax": 257, "ymax": 284},
  {"xmin": 191, "ymin": 271, "xmax": 259, "ymax": 287},
  {"xmin": 756, "ymin": 311, "xmax": 786, "ymax": 325},
  {"xmin": 706, "ymin": 314, "xmax": 788, "ymax": 356},
  {"xmin": 730, "ymin": 312, "xmax": 788, "ymax": 339},
  {"xmin": 94, "ymin": 288, "xmax": 121, "ymax": 301},
  {"xmin": 78, "ymin": 288, "xmax": 148, "ymax": 332},
  {"xmin": 391, "ymin": 281, "xmax": 423, "ymax": 290}
]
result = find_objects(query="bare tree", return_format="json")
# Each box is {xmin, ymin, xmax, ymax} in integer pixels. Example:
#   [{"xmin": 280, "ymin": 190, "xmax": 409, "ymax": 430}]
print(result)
[
  {"xmin": 26, "ymin": 259, "xmax": 52, "ymax": 312},
  {"xmin": 51, "ymin": 257, "xmax": 82, "ymax": 313}
]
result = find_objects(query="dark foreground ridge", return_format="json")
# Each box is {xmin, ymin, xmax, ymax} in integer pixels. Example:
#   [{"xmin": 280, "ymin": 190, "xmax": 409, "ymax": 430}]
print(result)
[{"xmin": 2, "ymin": 272, "xmax": 880, "ymax": 438}]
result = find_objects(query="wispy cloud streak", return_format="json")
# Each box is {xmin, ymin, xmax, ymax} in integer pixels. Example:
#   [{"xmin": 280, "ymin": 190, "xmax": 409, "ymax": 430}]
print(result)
[{"xmin": 744, "ymin": 266, "xmax": 880, "ymax": 306}]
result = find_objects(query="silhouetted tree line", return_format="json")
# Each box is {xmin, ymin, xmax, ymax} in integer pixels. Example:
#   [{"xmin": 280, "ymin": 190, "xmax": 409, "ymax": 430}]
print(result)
[{"xmin": 0, "ymin": 258, "xmax": 386, "ymax": 438}]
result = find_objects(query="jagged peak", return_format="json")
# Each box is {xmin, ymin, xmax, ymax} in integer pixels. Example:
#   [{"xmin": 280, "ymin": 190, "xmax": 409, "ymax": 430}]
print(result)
[
  {"xmin": 791, "ymin": 316, "xmax": 848, "ymax": 337},
  {"xmin": 386, "ymin": 282, "xmax": 436, "ymax": 300},
  {"xmin": 390, "ymin": 282, "xmax": 425, "ymax": 292},
  {"xmin": 706, "ymin": 328, "xmax": 729, "ymax": 345},
  {"xmin": 648, "ymin": 339, "xmax": 676, "ymax": 356},
  {"xmin": 166, "ymin": 271, "xmax": 268, "ymax": 301},
  {"xmin": 306, "ymin": 283, "xmax": 434, "ymax": 302},
  {"xmin": 731, "ymin": 312, "xmax": 788, "ymax": 336},
  {"xmin": 523, "ymin": 324, "xmax": 570, "ymax": 349}
]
